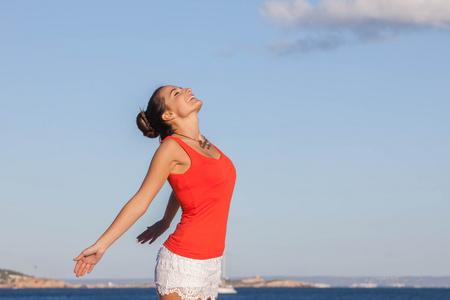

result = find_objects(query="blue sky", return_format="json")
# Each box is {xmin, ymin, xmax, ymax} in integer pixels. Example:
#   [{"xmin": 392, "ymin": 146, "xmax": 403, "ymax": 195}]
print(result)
[{"xmin": 1, "ymin": 0, "xmax": 449, "ymax": 280}]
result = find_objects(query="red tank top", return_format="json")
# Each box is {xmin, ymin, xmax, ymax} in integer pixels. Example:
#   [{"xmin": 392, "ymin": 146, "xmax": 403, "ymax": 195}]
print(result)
[{"xmin": 161, "ymin": 136, "xmax": 236, "ymax": 259}]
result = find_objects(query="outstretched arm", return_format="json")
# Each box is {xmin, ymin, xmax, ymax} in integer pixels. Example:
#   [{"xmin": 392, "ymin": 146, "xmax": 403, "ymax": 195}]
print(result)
[
  {"xmin": 136, "ymin": 191, "xmax": 180, "ymax": 244},
  {"xmin": 73, "ymin": 140, "xmax": 180, "ymax": 277}
]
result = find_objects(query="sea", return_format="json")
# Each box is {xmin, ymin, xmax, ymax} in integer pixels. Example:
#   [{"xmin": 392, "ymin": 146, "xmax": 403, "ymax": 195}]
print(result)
[{"xmin": 1, "ymin": 288, "xmax": 450, "ymax": 300}]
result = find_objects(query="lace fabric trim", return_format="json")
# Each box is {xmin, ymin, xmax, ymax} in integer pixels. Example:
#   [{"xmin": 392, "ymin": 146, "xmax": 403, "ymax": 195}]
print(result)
[
  {"xmin": 155, "ymin": 246, "xmax": 222, "ymax": 300},
  {"xmin": 156, "ymin": 286, "xmax": 215, "ymax": 300}
]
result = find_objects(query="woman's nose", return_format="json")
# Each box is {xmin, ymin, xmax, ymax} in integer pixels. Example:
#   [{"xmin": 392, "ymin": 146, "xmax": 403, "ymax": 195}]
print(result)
[{"xmin": 186, "ymin": 88, "xmax": 192, "ymax": 94}]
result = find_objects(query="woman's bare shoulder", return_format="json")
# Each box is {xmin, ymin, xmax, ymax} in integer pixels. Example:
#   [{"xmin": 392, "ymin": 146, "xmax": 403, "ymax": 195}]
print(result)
[
  {"xmin": 154, "ymin": 137, "xmax": 186, "ymax": 161},
  {"xmin": 158, "ymin": 137, "xmax": 179, "ymax": 150}
]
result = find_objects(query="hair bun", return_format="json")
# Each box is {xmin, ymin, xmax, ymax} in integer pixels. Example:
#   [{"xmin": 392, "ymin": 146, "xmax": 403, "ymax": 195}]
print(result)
[{"xmin": 136, "ymin": 110, "xmax": 159, "ymax": 139}]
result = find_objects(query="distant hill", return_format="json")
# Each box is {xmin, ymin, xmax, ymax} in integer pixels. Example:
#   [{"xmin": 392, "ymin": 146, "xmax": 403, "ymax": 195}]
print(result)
[
  {"xmin": 0, "ymin": 268, "xmax": 155, "ymax": 289},
  {"xmin": 0, "ymin": 268, "xmax": 71, "ymax": 289},
  {"xmin": 262, "ymin": 275, "xmax": 450, "ymax": 288},
  {"xmin": 1, "ymin": 269, "xmax": 26, "ymax": 283},
  {"xmin": 228, "ymin": 275, "xmax": 314, "ymax": 288},
  {"xmin": 4, "ymin": 268, "xmax": 450, "ymax": 289}
]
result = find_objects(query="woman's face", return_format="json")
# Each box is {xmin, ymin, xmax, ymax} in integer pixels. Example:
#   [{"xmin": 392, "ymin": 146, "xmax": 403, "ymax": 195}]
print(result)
[{"xmin": 159, "ymin": 85, "xmax": 203, "ymax": 119}]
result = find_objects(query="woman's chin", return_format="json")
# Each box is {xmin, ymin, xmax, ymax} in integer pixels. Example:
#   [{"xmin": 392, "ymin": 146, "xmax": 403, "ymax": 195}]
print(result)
[{"xmin": 194, "ymin": 100, "xmax": 203, "ymax": 112}]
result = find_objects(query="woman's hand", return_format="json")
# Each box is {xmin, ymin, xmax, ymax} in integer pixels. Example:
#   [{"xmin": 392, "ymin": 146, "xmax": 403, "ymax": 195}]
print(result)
[
  {"xmin": 136, "ymin": 219, "xmax": 170, "ymax": 245},
  {"xmin": 73, "ymin": 244, "xmax": 106, "ymax": 277}
]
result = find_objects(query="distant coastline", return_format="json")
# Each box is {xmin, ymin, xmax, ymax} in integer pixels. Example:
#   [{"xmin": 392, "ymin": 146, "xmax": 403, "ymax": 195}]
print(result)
[
  {"xmin": 1, "ymin": 269, "xmax": 311, "ymax": 289},
  {"xmin": 1, "ymin": 269, "xmax": 70, "ymax": 289},
  {"xmin": 2, "ymin": 268, "xmax": 450, "ymax": 289}
]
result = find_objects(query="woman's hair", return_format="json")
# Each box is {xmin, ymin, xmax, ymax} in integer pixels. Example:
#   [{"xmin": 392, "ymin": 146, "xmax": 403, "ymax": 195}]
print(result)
[{"xmin": 136, "ymin": 86, "xmax": 174, "ymax": 140}]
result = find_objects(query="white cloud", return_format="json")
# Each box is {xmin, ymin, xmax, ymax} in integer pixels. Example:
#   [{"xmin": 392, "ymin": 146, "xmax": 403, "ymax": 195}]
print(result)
[
  {"xmin": 261, "ymin": 0, "xmax": 450, "ymax": 29},
  {"xmin": 260, "ymin": 0, "xmax": 450, "ymax": 54}
]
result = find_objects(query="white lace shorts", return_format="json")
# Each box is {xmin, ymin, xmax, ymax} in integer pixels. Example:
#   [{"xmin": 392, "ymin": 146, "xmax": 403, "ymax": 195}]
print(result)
[{"xmin": 155, "ymin": 245, "xmax": 222, "ymax": 300}]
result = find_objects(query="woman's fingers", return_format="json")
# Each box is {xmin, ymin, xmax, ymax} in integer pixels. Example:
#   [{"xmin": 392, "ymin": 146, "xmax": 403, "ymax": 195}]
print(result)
[
  {"xmin": 74, "ymin": 250, "xmax": 98, "ymax": 277},
  {"xmin": 81, "ymin": 263, "xmax": 90, "ymax": 277},
  {"xmin": 148, "ymin": 231, "xmax": 161, "ymax": 244},
  {"xmin": 74, "ymin": 250, "xmax": 90, "ymax": 272},
  {"xmin": 81, "ymin": 264, "xmax": 90, "ymax": 276},
  {"xmin": 74, "ymin": 259, "xmax": 84, "ymax": 273},
  {"xmin": 136, "ymin": 233, "xmax": 146, "ymax": 242},
  {"xmin": 136, "ymin": 234, "xmax": 149, "ymax": 242},
  {"xmin": 136, "ymin": 229, "xmax": 151, "ymax": 240},
  {"xmin": 76, "ymin": 264, "xmax": 84, "ymax": 277},
  {"xmin": 145, "ymin": 231, "xmax": 158, "ymax": 243},
  {"xmin": 88, "ymin": 264, "xmax": 95, "ymax": 274},
  {"xmin": 75, "ymin": 261, "xmax": 85, "ymax": 277},
  {"xmin": 77, "ymin": 266, "xmax": 85, "ymax": 277},
  {"xmin": 137, "ymin": 223, "xmax": 166, "ymax": 244},
  {"xmin": 139, "ymin": 235, "xmax": 151, "ymax": 244},
  {"xmin": 137, "ymin": 229, "xmax": 155, "ymax": 243}
]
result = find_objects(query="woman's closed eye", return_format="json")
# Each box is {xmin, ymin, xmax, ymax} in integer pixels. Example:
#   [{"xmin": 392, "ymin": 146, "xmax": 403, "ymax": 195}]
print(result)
[{"xmin": 174, "ymin": 87, "xmax": 182, "ymax": 96}]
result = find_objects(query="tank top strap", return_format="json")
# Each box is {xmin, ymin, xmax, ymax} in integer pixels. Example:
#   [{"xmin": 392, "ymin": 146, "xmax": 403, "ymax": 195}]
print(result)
[{"xmin": 161, "ymin": 136, "xmax": 199, "ymax": 161}]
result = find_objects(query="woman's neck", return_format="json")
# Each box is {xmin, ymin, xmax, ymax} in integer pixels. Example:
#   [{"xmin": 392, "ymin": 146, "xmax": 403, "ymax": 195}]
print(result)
[{"xmin": 172, "ymin": 115, "xmax": 202, "ymax": 139}]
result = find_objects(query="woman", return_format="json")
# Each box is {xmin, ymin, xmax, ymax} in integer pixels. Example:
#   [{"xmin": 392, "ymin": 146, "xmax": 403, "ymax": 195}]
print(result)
[{"xmin": 73, "ymin": 85, "xmax": 236, "ymax": 300}]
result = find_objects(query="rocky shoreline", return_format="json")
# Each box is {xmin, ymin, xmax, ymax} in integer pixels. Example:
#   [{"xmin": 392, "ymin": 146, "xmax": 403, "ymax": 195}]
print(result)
[
  {"xmin": 1, "ymin": 268, "xmax": 313, "ymax": 289},
  {"xmin": 229, "ymin": 275, "xmax": 314, "ymax": 288},
  {"xmin": 1, "ymin": 269, "xmax": 70, "ymax": 289}
]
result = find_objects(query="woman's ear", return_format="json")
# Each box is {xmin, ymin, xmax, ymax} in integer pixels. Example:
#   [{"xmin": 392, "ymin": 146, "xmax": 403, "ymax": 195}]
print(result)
[{"xmin": 162, "ymin": 111, "xmax": 176, "ymax": 121}]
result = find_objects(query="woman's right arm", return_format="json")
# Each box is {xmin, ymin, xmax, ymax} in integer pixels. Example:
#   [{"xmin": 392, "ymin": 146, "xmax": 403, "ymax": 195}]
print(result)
[{"xmin": 73, "ymin": 139, "xmax": 182, "ymax": 277}]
